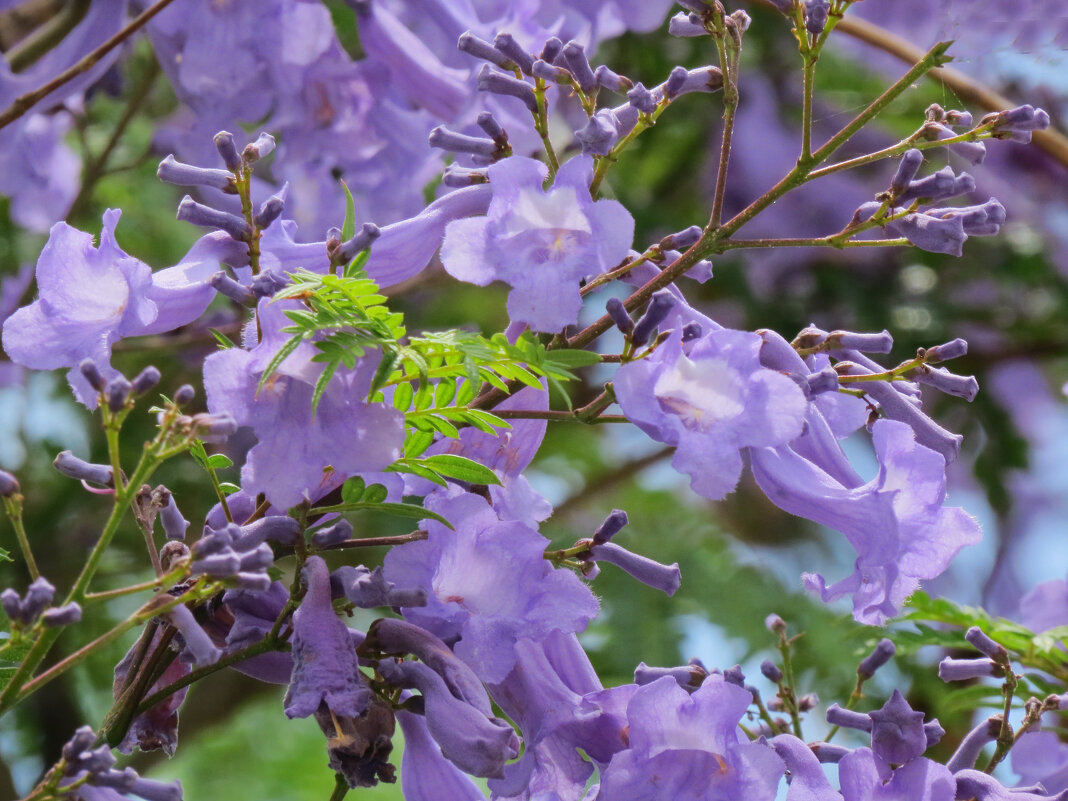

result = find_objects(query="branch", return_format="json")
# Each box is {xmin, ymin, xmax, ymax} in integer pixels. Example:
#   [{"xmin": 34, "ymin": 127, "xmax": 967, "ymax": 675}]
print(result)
[{"xmin": 0, "ymin": 0, "xmax": 178, "ymax": 132}]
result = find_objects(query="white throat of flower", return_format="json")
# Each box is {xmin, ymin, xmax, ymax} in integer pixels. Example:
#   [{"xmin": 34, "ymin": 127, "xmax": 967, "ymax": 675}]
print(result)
[
  {"xmin": 503, "ymin": 185, "xmax": 591, "ymax": 259},
  {"xmin": 654, "ymin": 353, "xmax": 745, "ymax": 431}
]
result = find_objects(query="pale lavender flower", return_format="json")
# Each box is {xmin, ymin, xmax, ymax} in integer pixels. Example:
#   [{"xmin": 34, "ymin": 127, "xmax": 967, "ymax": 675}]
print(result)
[
  {"xmin": 395, "ymin": 711, "xmax": 486, "ymax": 801},
  {"xmin": 203, "ymin": 300, "xmax": 405, "ymax": 509},
  {"xmin": 838, "ymin": 748, "xmax": 954, "ymax": 800},
  {"xmin": 382, "ymin": 489, "xmax": 599, "ymax": 683},
  {"xmin": 440, "ymin": 155, "xmax": 634, "ymax": 332},
  {"xmin": 594, "ymin": 675, "xmax": 784, "ymax": 800},
  {"xmin": 615, "ymin": 319, "xmax": 808, "ymax": 501},
  {"xmin": 751, "ymin": 418, "xmax": 981, "ymax": 624}
]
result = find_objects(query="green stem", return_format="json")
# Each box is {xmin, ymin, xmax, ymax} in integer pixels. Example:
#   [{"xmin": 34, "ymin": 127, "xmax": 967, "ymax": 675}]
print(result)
[
  {"xmin": 824, "ymin": 675, "xmax": 866, "ymax": 743},
  {"xmin": 807, "ymin": 126, "xmax": 991, "ymax": 180},
  {"xmin": 984, "ymin": 670, "xmax": 1019, "ymax": 773},
  {"xmin": 3, "ymin": 495, "xmax": 39, "ymax": 581},
  {"xmin": 777, "ymin": 635, "xmax": 805, "ymax": 739},
  {"xmin": 532, "ymin": 79, "xmax": 559, "ymax": 180},
  {"xmin": 329, "ymin": 773, "xmax": 350, "ymax": 801},
  {"xmin": 0, "ymin": 0, "xmax": 180, "ymax": 132}
]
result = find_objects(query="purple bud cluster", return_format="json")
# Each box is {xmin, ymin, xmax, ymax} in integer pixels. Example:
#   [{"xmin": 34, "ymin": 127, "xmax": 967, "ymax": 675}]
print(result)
[
  {"xmin": 61, "ymin": 725, "xmax": 183, "ymax": 801},
  {"xmin": 2, "ymin": 576, "xmax": 81, "ymax": 628}
]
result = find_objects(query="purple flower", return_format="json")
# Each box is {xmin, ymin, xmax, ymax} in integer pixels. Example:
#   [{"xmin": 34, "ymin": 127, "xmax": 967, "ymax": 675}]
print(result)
[
  {"xmin": 615, "ymin": 320, "xmax": 808, "ymax": 501},
  {"xmin": 382, "ymin": 489, "xmax": 599, "ymax": 683},
  {"xmin": 113, "ymin": 628, "xmax": 191, "ymax": 756},
  {"xmin": 284, "ymin": 556, "xmax": 372, "ymax": 720},
  {"xmin": 3, "ymin": 210, "xmax": 241, "ymax": 406},
  {"xmin": 440, "ymin": 155, "xmax": 634, "ymax": 332},
  {"xmin": 594, "ymin": 675, "xmax": 784, "ymax": 801},
  {"xmin": 203, "ymin": 299, "xmax": 405, "ymax": 509},
  {"xmin": 868, "ymin": 690, "xmax": 929, "ymax": 766},
  {"xmin": 395, "ymin": 710, "xmax": 486, "ymax": 801},
  {"xmin": 751, "ymin": 418, "xmax": 981, "ymax": 624},
  {"xmin": 838, "ymin": 748, "xmax": 954, "ymax": 801}
]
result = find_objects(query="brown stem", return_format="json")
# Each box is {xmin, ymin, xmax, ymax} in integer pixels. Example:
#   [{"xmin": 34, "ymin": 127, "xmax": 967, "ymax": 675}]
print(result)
[{"xmin": 0, "ymin": 0, "xmax": 178, "ymax": 132}]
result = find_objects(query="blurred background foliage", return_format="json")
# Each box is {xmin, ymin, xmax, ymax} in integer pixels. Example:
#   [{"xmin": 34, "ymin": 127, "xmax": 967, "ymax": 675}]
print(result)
[{"xmin": 0, "ymin": 1, "xmax": 1065, "ymax": 797}]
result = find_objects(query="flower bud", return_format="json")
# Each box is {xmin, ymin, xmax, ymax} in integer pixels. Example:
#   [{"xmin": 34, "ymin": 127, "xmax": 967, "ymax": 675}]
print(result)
[
  {"xmin": 107, "ymin": 375, "xmax": 132, "ymax": 413},
  {"xmin": 924, "ymin": 338, "xmax": 967, "ymax": 363},
  {"xmin": 890, "ymin": 149, "xmax": 924, "ymax": 196},
  {"xmin": 592, "ymin": 509, "xmax": 629, "ymax": 544},
  {"xmin": 594, "ymin": 64, "xmax": 631, "ymax": 92},
  {"xmin": 476, "ymin": 112, "xmax": 508, "ymax": 148},
  {"xmin": 627, "ymin": 82, "xmax": 657, "ymax": 113},
  {"xmin": 54, "ymin": 451, "xmax": 113, "ymax": 486},
  {"xmin": 723, "ymin": 664, "xmax": 746, "ymax": 687},
  {"xmin": 429, "ymin": 124, "xmax": 499, "ymax": 158},
  {"xmin": 476, "ymin": 65, "xmax": 537, "ymax": 112},
  {"xmin": 938, "ymin": 656, "xmax": 999, "ymax": 681},
  {"xmin": 458, "ymin": 31, "xmax": 512, "ymax": 69},
  {"xmin": 213, "ymin": 131, "xmax": 242, "ymax": 171},
  {"xmin": 157, "ymin": 154, "xmax": 235, "ymax": 192},
  {"xmin": 589, "ymin": 542, "xmax": 681, "ymax": 596},
  {"xmin": 79, "ymin": 358, "xmax": 108, "ymax": 392},
  {"xmin": 634, "ymin": 661, "xmax": 708, "ymax": 690},
  {"xmin": 631, "ymin": 290, "xmax": 676, "ymax": 347},
  {"xmin": 0, "ymin": 470, "xmax": 19, "ymax": 497},
  {"xmin": 174, "ymin": 384, "xmax": 195, "ymax": 406},
  {"xmin": 493, "ymin": 32, "xmax": 535, "ymax": 75},
  {"xmin": 177, "ymin": 196, "xmax": 251, "ymax": 241},
  {"xmin": 964, "ymin": 626, "xmax": 1007, "ymax": 660},
  {"xmin": 857, "ymin": 638, "xmax": 896, "ymax": 679},
  {"xmin": 765, "ymin": 613, "xmax": 787, "ymax": 634},
  {"xmin": 562, "ymin": 41, "xmax": 597, "ymax": 93},
  {"xmin": 243, "ymin": 132, "xmax": 275, "ymax": 162},
  {"xmin": 669, "ymin": 12, "xmax": 707, "ymax": 37},
  {"xmin": 41, "ymin": 602, "xmax": 82, "ymax": 627},
  {"xmin": 131, "ymin": 366, "xmax": 161, "ymax": 396},
  {"xmin": 254, "ymin": 191, "xmax": 285, "ymax": 230},
  {"xmin": 606, "ymin": 297, "xmax": 634, "ymax": 334},
  {"xmin": 209, "ymin": 271, "xmax": 254, "ymax": 305},
  {"xmin": 760, "ymin": 660, "xmax": 783, "ymax": 683},
  {"xmin": 333, "ymin": 222, "xmax": 382, "ymax": 266},
  {"xmin": 311, "ymin": 519, "xmax": 354, "ymax": 548}
]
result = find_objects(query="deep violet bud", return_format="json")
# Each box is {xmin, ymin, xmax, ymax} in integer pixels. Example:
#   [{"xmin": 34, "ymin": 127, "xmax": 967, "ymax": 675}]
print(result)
[
  {"xmin": 441, "ymin": 165, "xmax": 488, "ymax": 187},
  {"xmin": 476, "ymin": 65, "xmax": 537, "ymax": 113},
  {"xmin": 660, "ymin": 225, "xmax": 702, "ymax": 251},
  {"xmin": 429, "ymin": 125, "xmax": 498, "ymax": 158},
  {"xmin": 589, "ymin": 542, "xmax": 681, "ymax": 595},
  {"xmin": 576, "ymin": 111, "xmax": 618, "ymax": 156},
  {"xmin": 925, "ymin": 121, "xmax": 988, "ymax": 163},
  {"xmin": 606, "ymin": 297, "xmax": 633, "ymax": 334},
  {"xmin": 164, "ymin": 604, "xmax": 222, "ymax": 668},
  {"xmin": 173, "ymin": 384, "xmax": 195, "ymax": 406},
  {"xmin": 41, "ymin": 602, "xmax": 82, "ymax": 627},
  {"xmin": 804, "ymin": 0, "xmax": 830, "ymax": 33},
  {"xmin": 213, "ymin": 131, "xmax": 242, "ymax": 171},
  {"xmin": 987, "ymin": 104, "xmax": 1051, "ymax": 143},
  {"xmin": 858, "ymin": 638, "xmax": 896, "ymax": 679},
  {"xmin": 760, "ymin": 660, "xmax": 783, "ymax": 683},
  {"xmin": 562, "ymin": 41, "xmax": 597, "ymax": 93},
  {"xmin": 131, "ymin": 366, "xmax": 161, "ymax": 396},
  {"xmin": 61, "ymin": 726, "xmax": 96, "ymax": 763},
  {"xmin": 476, "ymin": 112, "xmax": 508, "ymax": 148},
  {"xmin": 107, "ymin": 375, "xmax": 132, "ymax": 413},
  {"xmin": 634, "ymin": 661, "xmax": 709, "ymax": 690},
  {"xmin": 826, "ymin": 703, "xmax": 873, "ymax": 732},
  {"xmin": 493, "ymin": 33, "xmax": 534, "ymax": 75},
  {"xmin": 53, "ymin": 451, "xmax": 112, "ymax": 486},
  {"xmin": 190, "ymin": 552, "xmax": 241, "ymax": 577},
  {"xmin": 927, "ymin": 199, "xmax": 1006, "ymax": 236},
  {"xmin": 159, "ymin": 495, "xmax": 188, "ymax": 541},
  {"xmin": 627, "ymin": 82, "xmax": 657, "ymax": 113},
  {"xmin": 592, "ymin": 509, "xmax": 629, "ymax": 544},
  {"xmin": 669, "ymin": 12, "xmax": 707, "ymax": 37},
  {"xmin": 189, "ymin": 412, "xmax": 237, "ymax": 440},
  {"xmin": 177, "ymin": 196, "xmax": 250, "ymax": 241},
  {"xmin": 539, "ymin": 36, "xmax": 563, "ymax": 63},
  {"xmin": 890, "ymin": 149, "xmax": 924, "ymax": 196},
  {"xmin": 209, "ymin": 271, "xmax": 254, "ymax": 305},
  {"xmin": 631, "ymin": 290, "xmax": 676, "ymax": 347},
  {"xmin": 233, "ymin": 516, "xmax": 301, "ymax": 550},
  {"xmin": 898, "ymin": 167, "xmax": 975, "ymax": 204},
  {"xmin": 254, "ymin": 192, "xmax": 285, "ymax": 230},
  {"xmin": 664, "ymin": 66, "xmax": 724, "ymax": 99},
  {"xmin": 311, "ymin": 518, "xmax": 353, "ymax": 548},
  {"xmin": 914, "ymin": 366, "xmax": 979, "ymax": 401},
  {"xmin": 924, "ymin": 338, "xmax": 967, "ymax": 363},
  {"xmin": 0, "ymin": 470, "xmax": 18, "ymax": 497},
  {"xmin": 722, "ymin": 664, "xmax": 746, "ymax": 687},
  {"xmin": 79, "ymin": 358, "xmax": 107, "ymax": 393},
  {"xmin": 458, "ymin": 31, "xmax": 512, "ymax": 69},
  {"xmin": 924, "ymin": 719, "xmax": 945, "ymax": 748},
  {"xmin": 156, "ymin": 155, "xmax": 235, "ymax": 193},
  {"xmin": 242, "ymin": 133, "xmax": 275, "ymax": 162},
  {"xmin": 869, "ymin": 690, "xmax": 928, "ymax": 764},
  {"xmin": 595, "ymin": 64, "xmax": 631, "ymax": 92},
  {"xmin": 249, "ymin": 270, "xmax": 288, "ymax": 299},
  {"xmin": 965, "ymin": 626, "xmax": 1007, "ymax": 660},
  {"xmin": 125, "ymin": 777, "xmax": 184, "ymax": 801},
  {"xmin": 681, "ymin": 322, "xmax": 702, "ymax": 342},
  {"xmin": 938, "ymin": 656, "xmax": 999, "ymax": 681},
  {"xmin": 1, "ymin": 589, "xmax": 22, "ymax": 623},
  {"xmin": 946, "ymin": 715, "xmax": 1000, "ymax": 772},
  {"xmin": 811, "ymin": 742, "xmax": 851, "ymax": 763},
  {"xmin": 334, "ymin": 222, "xmax": 382, "ymax": 266}
]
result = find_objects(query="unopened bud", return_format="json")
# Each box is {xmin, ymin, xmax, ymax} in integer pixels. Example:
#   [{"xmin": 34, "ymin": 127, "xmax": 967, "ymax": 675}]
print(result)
[
  {"xmin": 131, "ymin": 366, "xmax": 161, "ymax": 396},
  {"xmin": 213, "ymin": 131, "xmax": 242, "ymax": 172}
]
